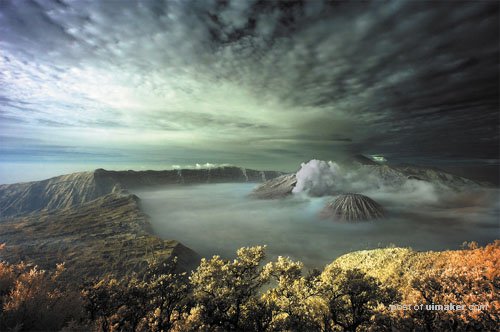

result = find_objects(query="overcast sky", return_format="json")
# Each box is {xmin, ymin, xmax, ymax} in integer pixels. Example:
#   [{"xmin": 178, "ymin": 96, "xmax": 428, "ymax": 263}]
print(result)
[{"xmin": 0, "ymin": 0, "xmax": 499, "ymax": 181}]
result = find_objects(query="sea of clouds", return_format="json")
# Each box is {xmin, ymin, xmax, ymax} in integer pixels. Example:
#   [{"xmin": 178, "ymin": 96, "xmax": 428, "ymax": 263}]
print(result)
[{"xmin": 135, "ymin": 170, "xmax": 498, "ymax": 268}]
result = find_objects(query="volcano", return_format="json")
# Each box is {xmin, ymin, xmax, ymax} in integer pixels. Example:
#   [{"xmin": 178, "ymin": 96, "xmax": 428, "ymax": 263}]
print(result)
[{"xmin": 321, "ymin": 193, "xmax": 385, "ymax": 222}]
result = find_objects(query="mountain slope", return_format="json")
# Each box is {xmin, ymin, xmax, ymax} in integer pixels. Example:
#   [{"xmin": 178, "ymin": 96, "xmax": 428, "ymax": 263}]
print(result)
[
  {"xmin": 0, "ymin": 192, "xmax": 200, "ymax": 278},
  {"xmin": 0, "ymin": 172, "xmax": 119, "ymax": 218}
]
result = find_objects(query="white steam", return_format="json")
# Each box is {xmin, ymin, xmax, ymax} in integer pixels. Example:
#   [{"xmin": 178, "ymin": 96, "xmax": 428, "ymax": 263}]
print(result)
[
  {"xmin": 292, "ymin": 159, "xmax": 443, "ymax": 205},
  {"xmin": 292, "ymin": 159, "xmax": 387, "ymax": 196},
  {"xmin": 292, "ymin": 160, "xmax": 341, "ymax": 196}
]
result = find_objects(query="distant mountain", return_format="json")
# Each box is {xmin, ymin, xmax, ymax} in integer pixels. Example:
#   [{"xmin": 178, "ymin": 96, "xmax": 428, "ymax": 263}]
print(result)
[
  {"xmin": 0, "ymin": 167, "xmax": 283, "ymax": 218},
  {"xmin": 0, "ymin": 191, "xmax": 200, "ymax": 278},
  {"xmin": 251, "ymin": 163, "xmax": 486, "ymax": 199},
  {"xmin": 363, "ymin": 164, "xmax": 485, "ymax": 189}
]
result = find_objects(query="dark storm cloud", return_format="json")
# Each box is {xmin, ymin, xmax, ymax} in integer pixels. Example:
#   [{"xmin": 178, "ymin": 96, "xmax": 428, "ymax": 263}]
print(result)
[
  {"xmin": 205, "ymin": 1, "xmax": 499, "ymax": 161},
  {"xmin": 0, "ymin": 0, "xmax": 498, "ymax": 170}
]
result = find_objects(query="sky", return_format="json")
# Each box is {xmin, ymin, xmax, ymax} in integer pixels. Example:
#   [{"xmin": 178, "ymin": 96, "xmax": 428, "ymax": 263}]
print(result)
[{"xmin": 0, "ymin": 0, "xmax": 499, "ymax": 183}]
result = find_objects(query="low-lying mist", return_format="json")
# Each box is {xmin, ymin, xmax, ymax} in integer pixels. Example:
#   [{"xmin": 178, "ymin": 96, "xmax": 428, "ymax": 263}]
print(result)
[{"xmin": 134, "ymin": 183, "xmax": 499, "ymax": 269}]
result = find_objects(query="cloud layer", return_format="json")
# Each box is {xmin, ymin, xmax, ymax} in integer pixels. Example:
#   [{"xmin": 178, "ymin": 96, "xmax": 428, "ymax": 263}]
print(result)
[{"xmin": 1, "ymin": 0, "xmax": 498, "ymax": 172}]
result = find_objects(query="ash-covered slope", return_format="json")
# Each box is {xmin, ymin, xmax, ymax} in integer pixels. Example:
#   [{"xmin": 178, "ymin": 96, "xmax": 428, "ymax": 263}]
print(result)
[
  {"xmin": 250, "ymin": 174, "xmax": 297, "ymax": 199},
  {"xmin": 0, "ymin": 167, "xmax": 282, "ymax": 218},
  {"xmin": 0, "ymin": 192, "xmax": 200, "ymax": 278},
  {"xmin": 321, "ymin": 194, "xmax": 385, "ymax": 221}
]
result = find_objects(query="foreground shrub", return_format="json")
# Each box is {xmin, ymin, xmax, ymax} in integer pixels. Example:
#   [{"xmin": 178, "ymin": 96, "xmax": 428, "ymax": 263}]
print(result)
[
  {"xmin": 2, "ymin": 242, "xmax": 499, "ymax": 331},
  {"xmin": 405, "ymin": 241, "xmax": 500, "ymax": 331},
  {"xmin": 0, "ymin": 253, "xmax": 83, "ymax": 331},
  {"xmin": 183, "ymin": 246, "xmax": 270, "ymax": 331},
  {"xmin": 318, "ymin": 267, "xmax": 400, "ymax": 332},
  {"xmin": 82, "ymin": 258, "xmax": 191, "ymax": 332}
]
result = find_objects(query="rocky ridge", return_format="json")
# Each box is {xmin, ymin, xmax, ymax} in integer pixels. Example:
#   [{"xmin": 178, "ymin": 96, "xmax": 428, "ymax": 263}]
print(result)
[{"xmin": 0, "ymin": 167, "xmax": 283, "ymax": 218}]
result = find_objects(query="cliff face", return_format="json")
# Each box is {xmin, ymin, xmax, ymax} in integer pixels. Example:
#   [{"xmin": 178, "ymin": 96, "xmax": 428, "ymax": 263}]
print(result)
[
  {"xmin": 0, "ymin": 192, "xmax": 200, "ymax": 278},
  {"xmin": 0, "ymin": 167, "xmax": 283, "ymax": 218},
  {"xmin": 94, "ymin": 167, "xmax": 281, "ymax": 187}
]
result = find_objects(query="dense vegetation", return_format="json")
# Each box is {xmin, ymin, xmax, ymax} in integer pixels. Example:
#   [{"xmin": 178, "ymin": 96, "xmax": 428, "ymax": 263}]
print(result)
[{"xmin": 0, "ymin": 242, "xmax": 498, "ymax": 331}]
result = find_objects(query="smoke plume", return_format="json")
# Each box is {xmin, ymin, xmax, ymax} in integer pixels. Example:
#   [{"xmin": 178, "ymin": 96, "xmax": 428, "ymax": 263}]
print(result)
[{"xmin": 292, "ymin": 159, "xmax": 445, "ymax": 206}]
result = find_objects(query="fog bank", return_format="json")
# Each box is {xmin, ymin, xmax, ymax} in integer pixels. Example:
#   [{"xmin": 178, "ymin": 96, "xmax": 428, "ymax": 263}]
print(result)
[{"xmin": 135, "ymin": 183, "xmax": 499, "ymax": 268}]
